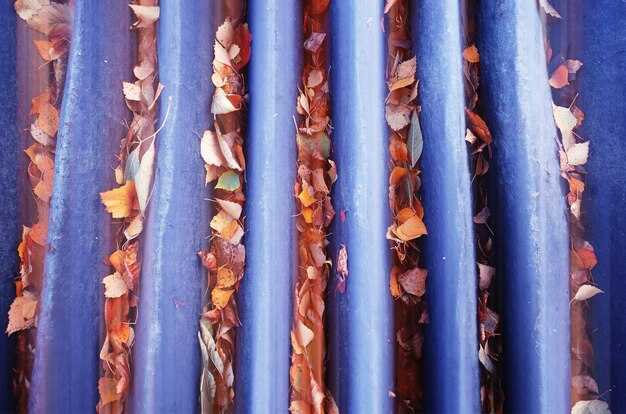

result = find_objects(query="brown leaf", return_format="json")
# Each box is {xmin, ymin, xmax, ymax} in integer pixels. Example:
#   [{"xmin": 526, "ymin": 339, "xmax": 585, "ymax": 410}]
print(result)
[
  {"xmin": 398, "ymin": 267, "xmax": 427, "ymax": 297},
  {"xmin": 466, "ymin": 109, "xmax": 492, "ymax": 144}
]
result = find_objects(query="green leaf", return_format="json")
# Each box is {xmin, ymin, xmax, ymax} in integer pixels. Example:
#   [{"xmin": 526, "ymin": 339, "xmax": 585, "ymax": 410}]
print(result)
[
  {"xmin": 408, "ymin": 110, "xmax": 423, "ymax": 168},
  {"xmin": 297, "ymin": 132, "xmax": 330, "ymax": 160},
  {"xmin": 215, "ymin": 171, "xmax": 240, "ymax": 191}
]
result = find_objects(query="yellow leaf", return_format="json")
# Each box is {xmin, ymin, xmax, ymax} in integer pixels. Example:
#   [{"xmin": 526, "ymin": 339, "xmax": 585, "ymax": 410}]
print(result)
[
  {"xmin": 211, "ymin": 288, "xmax": 234, "ymax": 309},
  {"xmin": 100, "ymin": 181, "xmax": 137, "ymax": 218},
  {"xmin": 298, "ymin": 187, "xmax": 316, "ymax": 208},
  {"xmin": 302, "ymin": 207, "xmax": 313, "ymax": 223},
  {"xmin": 216, "ymin": 268, "xmax": 236, "ymax": 289}
]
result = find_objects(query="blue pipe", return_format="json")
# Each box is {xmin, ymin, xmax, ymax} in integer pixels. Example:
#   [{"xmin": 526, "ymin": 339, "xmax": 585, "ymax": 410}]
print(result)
[
  {"xmin": 127, "ymin": 2, "xmax": 214, "ymax": 412},
  {"xmin": 477, "ymin": 2, "xmax": 570, "ymax": 412},
  {"xmin": 578, "ymin": 2, "xmax": 626, "ymax": 410},
  {"xmin": 29, "ymin": 1, "xmax": 133, "ymax": 412},
  {"xmin": 0, "ymin": 3, "xmax": 18, "ymax": 411},
  {"xmin": 234, "ymin": 1, "xmax": 301, "ymax": 412},
  {"xmin": 326, "ymin": 1, "xmax": 394, "ymax": 412},
  {"xmin": 412, "ymin": 1, "xmax": 480, "ymax": 412}
]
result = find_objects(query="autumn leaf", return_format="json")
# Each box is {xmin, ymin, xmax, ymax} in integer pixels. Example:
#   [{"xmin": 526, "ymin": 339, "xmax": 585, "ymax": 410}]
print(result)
[
  {"xmin": 33, "ymin": 39, "xmax": 53, "ymax": 61},
  {"xmin": 100, "ymin": 181, "xmax": 137, "ymax": 219},
  {"xmin": 566, "ymin": 142, "xmax": 590, "ymax": 166},
  {"xmin": 408, "ymin": 110, "xmax": 423, "ymax": 167},
  {"xmin": 215, "ymin": 198, "xmax": 242, "ymax": 220},
  {"xmin": 394, "ymin": 215, "xmax": 427, "ymax": 241},
  {"xmin": 462, "ymin": 45, "xmax": 480, "ymax": 63},
  {"xmin": 135, "ymin": 141, "xmax": 155, "ymax": 213},
  {"xmin": 539, "ymin": 0, "xmax": 561, "ymax": 19},
  {"xmin": 6, "ymin": 296, "xmax": 38, "ymax": 335},
  {"xmin": 38, "ymin": 101, "xmax": 59, "ymax": 136},
  {"xmin": 466, "ymin": 109, "xmax": 492, "ymax": 144},
  {"xmin": 570, "ymin": 400, "xmax": 610, "ymax": 414},
  {"xmin": 102, "ymin": 273, "xmax": 128, "ymax": 298},
  {"xmin": 211, "ymin": 288, "xmax": 234, "ymax": 310},
  {"xmin": 549, "ymin": 64, "xmax": 569, "ymax": 88},
  {"xmin": 398, "ymin": 267, "xmax": 427, "ymax": 297},
  {"xmin": 98, "ymin": 377, "xmax": 120, "ymax": 406},
  {"xmin": 122, "ymin": 81, "xmax": 141, "ymax": 101},
  {"xmin": 573, "ymin": 285, "xmax": 604, "ymax": 302},
  {"xmin": 385, "ymin": 103, "xmax": 412, "ymax": 131},
  {"xmin": 215, "ymin": 171, "xmax": 241, "ymax": 191}
]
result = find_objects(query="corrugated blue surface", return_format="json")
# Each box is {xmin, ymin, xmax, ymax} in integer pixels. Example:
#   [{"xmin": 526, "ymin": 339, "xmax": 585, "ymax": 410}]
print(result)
[
  {"xmin": 477, "ymin": 1, "xmax": 571, "ymax": 412},
  {"xmin": 578, "ymin": 2, "xmax": 626, "ymax": 411},
  {"xmin": 127, "ymin": 1, "xmax": 214, "ymax": 412},
  {"xmin": 412, "ymin": 1, "xmax": 480, "ymax": 412},
  {"xmin": 0, "ymin": 2, "xmax": 18, "ymax": 411},
  {"xmin": 28, "ymin": 1, "xmax": 133, "ymax": 412},
  {"xmin": 234, "ymin": 0, "xmax": 301, "ymax": 412},
  {"xmin": 326, "ymin": 1, "xmax": 394, "ymax": 412}
]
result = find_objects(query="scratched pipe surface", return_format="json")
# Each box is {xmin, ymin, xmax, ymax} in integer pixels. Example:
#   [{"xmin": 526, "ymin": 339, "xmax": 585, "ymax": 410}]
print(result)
[
  {"xmin": 576, "ymin": 1, "xmax": 626, "ymax": 411},
  {"xmin": 477, "ymin": 1, "xmax": 571, "ymax": 412},
  {"xmin": 0, "ymin": 3, "xmax": 18, "ymax": 410},
  {"xmin": 127, "ymin": 1, "xmax": 214, "ymax": 412},
  {"xmin": 29, "ymin": 1, "xmax": 133, "ymax": 412},
  {"xmin": 412, "ymin": 0, "xmax": 481, "ymax": 412},
  {"xmin": 233, "ymin": 1, "xmax": 301, "ymax": 412},
  {"xmin": 326, "ymin": 1, "xmax": 394, "ymax": 412}
]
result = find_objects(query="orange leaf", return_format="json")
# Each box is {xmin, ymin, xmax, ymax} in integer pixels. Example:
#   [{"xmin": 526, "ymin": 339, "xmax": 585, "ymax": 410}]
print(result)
[
  {"xmin": 397, "ymin": 207, "xmax": 415, "ymax": 223},
  {"xmin": 549, "ymin": 64, "xmax": 569, "ymax": 89},
  {"xmin": 462, "ymin": 45, "xmax": 480, "ymax": 63},
  {"xmin": 390, "ymin": 269, "xmax": 401, "ymax": 298},
  {"xmin": 33, "ymin": 39, "xmax": 53, "ymax": 61},
  {"xmin": 302, "ymin": 207, "xmax": 313, "ymax": 224},
  {"xmin": 466, "ymin": 109, "xmax": 492, "ymax": 144},
  {"xmin": 394, "ymin": 215, "xmax": 427, "ymax": 241},
  {"xmin": 38, "ymin": 102, "xmax": 59, "ymax": 137},
  {"xmin": 389, "ymin": 166, "xmax": 408, "ymax": 186},
  {"xmin": 30, "ymin": 89, "xmax": 50, "ymax": 115},
  {"xmin": 100, "ymin": 181, "xmax": 137, "ymax": 218}
]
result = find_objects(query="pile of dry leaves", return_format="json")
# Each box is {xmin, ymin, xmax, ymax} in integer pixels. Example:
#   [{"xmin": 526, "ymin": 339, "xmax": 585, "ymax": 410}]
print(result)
[
  {"xmin": 383, "ymin": 1, "xmax": 428, "ymax": 411},
  {"xmin": 97, "ymin": 2, "xmax": 162, "ymax": 412},
  {"xmin": 542, "ymin": 3, "xmax": 607, "ymax": 412},
  {"xmin": 289, "ymin": 1, "xmax": 338, "ymax": 413},
  {"xmin": 196, "ymin": 5, "xmax": 251, "ymax": 412},
  {"xmin": 6, "ymin": 1, "xmax": 72, "ymax": 411},
  {"xmin": 461, "ymin": 4, "xmax": 504, "ymax": 412}
]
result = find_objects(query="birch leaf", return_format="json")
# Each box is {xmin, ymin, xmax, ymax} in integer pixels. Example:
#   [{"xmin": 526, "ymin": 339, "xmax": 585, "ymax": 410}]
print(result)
[
  {"xmin": 574, "ymin": 285, "xmax": 604, "ymax": 301},
  {"xmin": 408, "ymin": 110, "xmax": 423, "ymax": 167}
]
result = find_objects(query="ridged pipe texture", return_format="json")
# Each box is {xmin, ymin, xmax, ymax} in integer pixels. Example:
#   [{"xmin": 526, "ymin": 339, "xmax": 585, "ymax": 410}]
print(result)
[
  {"xmin": 326, "ymin": 1, "xmax": 394, "ymax": 413},
  {"xmin": 29, "ymin": 1, "xmax": 133, "ymax": 412},
  {"xmin": 412, "ymin": 1, "xmax": 481, "ymax": 412},
  {"xmin": 0, "ymin": 3, "xmax": 18, "ymax": 410},
  {"xmin": 577, "ymin": 2, "xmax": 626, "ymax": 411},
  {"xmin": 233, "ymin": 0, "xmax": 301, "ymax": 412},
  {"xmin": 127, "ymin": 1, "xmax": 214, "ymax": 413},
  {"xmin": 477, "ymin": 1, "xmax": 571, "ymax": 412}
]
